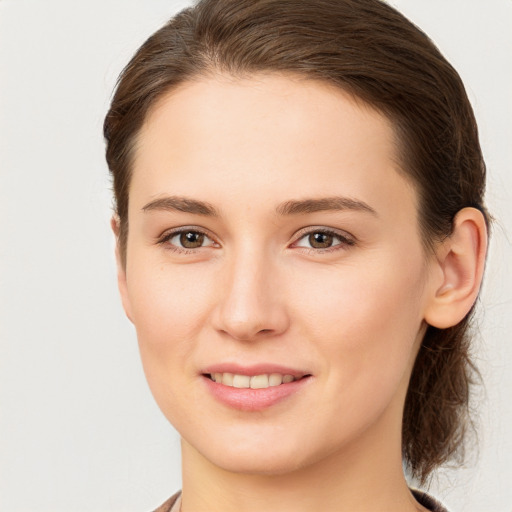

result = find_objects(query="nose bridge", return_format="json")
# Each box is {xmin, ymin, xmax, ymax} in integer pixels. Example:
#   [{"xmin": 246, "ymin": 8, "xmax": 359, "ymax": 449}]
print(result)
[{"xmin": 214, "ymin": 240, "xmax": 288, "ymax": 340}]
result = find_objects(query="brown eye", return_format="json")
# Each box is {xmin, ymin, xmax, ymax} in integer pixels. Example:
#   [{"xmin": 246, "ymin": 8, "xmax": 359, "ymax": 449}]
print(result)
[
  {"xmin": 179, "ymin": 231, "xmax": 205, "ymax": 248},
  {"xmin": 294, "ymin": 229, "xmax": 354, "ymax": 252},
  {"xmin": 162, "ymin": 229, "xmax": 217, "ymax": 252},
  {"xmin": 308, "ymin": 232, "xmax": 334, "ymax": 249}
]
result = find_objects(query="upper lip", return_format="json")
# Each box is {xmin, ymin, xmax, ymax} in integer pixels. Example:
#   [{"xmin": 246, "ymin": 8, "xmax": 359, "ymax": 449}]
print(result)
[{"xmin": 201, "ymin": 363, "xmax": 311, "ymax": 379}]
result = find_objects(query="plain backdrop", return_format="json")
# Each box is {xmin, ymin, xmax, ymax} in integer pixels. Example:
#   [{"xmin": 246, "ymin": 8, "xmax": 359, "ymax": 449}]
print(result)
[{"xmin": 0, "ymin": 1, "xmax": 511, "ymax": 511}]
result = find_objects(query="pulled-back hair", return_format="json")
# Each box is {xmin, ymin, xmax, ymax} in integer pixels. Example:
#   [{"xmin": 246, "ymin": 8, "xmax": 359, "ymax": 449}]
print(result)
[{"xmin": 104, "ymin": 0, "xmax": 488, "ymax": 484}]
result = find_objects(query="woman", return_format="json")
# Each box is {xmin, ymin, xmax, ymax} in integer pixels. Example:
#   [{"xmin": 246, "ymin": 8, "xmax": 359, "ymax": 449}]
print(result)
[{"xmin": 104, "ymin": 1, "xmax": 488, "ymax": 510}]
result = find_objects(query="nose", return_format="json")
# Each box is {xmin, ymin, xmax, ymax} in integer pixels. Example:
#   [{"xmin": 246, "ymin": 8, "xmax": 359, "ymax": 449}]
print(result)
[{"xmin": 211, "ymin": 246, "xmax": 290, "ymax": 341}]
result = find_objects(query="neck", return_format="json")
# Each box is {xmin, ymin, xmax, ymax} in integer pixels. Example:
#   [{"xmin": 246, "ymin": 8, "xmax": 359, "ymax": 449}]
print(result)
[{"xmin": 179, "ymin": 399, "xmax": 425, "ymax": 512}]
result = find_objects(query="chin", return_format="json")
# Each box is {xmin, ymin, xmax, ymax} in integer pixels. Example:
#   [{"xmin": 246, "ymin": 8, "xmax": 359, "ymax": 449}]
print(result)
[
  {"xmin": 210, "ymin": 451, "xmax": 306, "ymax": 476},
  {"xmin": 187, "ymin": 431, "xmax": 327, "ymax": 477}
]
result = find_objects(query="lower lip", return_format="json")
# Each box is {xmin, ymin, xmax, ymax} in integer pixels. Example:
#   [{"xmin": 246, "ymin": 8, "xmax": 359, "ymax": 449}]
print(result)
[{"xmin": 202, "ymin": 375, "xmax": 312, "ymax": 412}]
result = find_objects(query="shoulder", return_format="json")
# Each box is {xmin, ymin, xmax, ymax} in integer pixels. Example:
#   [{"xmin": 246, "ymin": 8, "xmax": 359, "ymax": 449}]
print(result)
[
  {"xmin": 152, "ymin": 489, "xmax": 448, "ymax": 512},
  {"xmin": 411, "ymin": 488, "xmax": 450, "ymax": 512},
  {"xmin": 151, "ymin": 491, "xmax": 181, "ymax": 512}
]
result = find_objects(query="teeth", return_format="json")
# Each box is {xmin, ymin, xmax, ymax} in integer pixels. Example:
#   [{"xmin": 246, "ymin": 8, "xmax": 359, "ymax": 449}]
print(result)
[
  {"xmin": 250, "ymin": 374, "xmax": 268, "ymax": 389},
  {"xmin": 269, "ymin": 373, "xmax": 283, "ymax": 386},
  {"xmin": 233, "ymin": 374, "xmax": 251, "ymax": 388},
  {"xmin": 221, "ymin": 372, "xmax": 234, "ymax": 386},
  {"xmin": 210, "ymin": 373, "xmax": 298, "ymax": 389}
]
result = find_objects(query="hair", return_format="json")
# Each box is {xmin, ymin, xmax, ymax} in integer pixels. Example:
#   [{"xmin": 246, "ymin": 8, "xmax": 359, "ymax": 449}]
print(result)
[{"xmin": 104, "ymin": 0, "xmax": 488, "ymax": 485}]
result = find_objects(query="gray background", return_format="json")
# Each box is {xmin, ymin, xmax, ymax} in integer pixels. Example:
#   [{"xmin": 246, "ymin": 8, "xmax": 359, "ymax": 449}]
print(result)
[{"xmin": 1, "ymin": 1, "xmax": 511, "ymax": 510}]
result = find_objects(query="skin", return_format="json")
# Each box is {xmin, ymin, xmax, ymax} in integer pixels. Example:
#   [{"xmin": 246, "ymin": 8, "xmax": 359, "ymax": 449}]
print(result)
[{"xmin": 114, "ymin": 73, "xmax": 487, "ymax": 512}]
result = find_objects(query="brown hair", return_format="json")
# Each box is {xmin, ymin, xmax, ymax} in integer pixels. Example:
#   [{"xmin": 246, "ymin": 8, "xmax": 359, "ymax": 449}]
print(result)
[{"xmin": 104, "ymin": 0, "xmax": 488, "ymax": 484}]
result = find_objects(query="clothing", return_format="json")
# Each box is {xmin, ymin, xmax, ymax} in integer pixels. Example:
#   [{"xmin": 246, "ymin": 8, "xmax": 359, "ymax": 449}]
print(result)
[
  {"xmin": 152, "ymin": 489, "xmax": 450, "ymax": 512},
  {"xmin": 152, "ymin": 491, "xmax": 180, "ymax": 512},
  {"xmin": 411, "ymin": 489, "xmax": 450, "ymax": 512}
]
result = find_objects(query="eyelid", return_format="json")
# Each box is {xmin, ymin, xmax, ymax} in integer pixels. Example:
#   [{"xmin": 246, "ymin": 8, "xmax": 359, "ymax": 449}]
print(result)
[
  {"xmin": 157, "ymin": 226, "xmax": 220, "ymax": 249},
  {"xmin": 291, "ymin": 226, "xmax": 356, "ymax": 249},
  {"xmin": 155, "ymin": 225, "xmax": 355, "ymax": 252}
]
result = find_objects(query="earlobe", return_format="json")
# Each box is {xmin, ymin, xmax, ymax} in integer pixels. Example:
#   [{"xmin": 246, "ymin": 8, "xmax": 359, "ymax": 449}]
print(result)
[
  {"xmin": 424, "ymin": 207, "xmax": 488, "ymax": 329},
  {"xmin": 110, "ymin": 215, "xmax": 134, "ymax": 323}
]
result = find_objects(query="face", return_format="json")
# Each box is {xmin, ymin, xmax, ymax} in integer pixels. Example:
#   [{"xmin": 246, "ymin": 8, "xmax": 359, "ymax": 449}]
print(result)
[{"xmin": 118, "ymin": 74, "xmax": 436, "ymax": 475}]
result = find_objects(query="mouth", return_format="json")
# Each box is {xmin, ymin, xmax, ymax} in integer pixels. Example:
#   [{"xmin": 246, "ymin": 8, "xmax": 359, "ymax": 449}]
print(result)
[
  {"xmin": 201, "ymin": 367, "xmax": 313, "ymax": 411},
  {"xmin": 205, "ymin": 372, "xmax": 307, "ymax": 389}
]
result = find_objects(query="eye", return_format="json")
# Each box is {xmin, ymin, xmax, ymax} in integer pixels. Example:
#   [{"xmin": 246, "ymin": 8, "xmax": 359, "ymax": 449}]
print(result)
[
  {"xmin": 293, "ymin": 229, "xmax": 355, "ymax": 251},
  {"xmin": 160, "ymin": 228, "xmax": 217, "ymax": 251}
]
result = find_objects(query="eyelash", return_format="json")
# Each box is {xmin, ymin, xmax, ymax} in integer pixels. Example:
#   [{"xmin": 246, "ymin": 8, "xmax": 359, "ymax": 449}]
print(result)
[
  {"xmin": 291, "ymin": 227, "xmax": 356, "ymax": 254},
  {"xmin": 157, "ymin": 227, "xmax": 219, "ymax": 254},
  {"xmin": 157, "ymin": 227, "xmax": 356, "ymax": 254}
]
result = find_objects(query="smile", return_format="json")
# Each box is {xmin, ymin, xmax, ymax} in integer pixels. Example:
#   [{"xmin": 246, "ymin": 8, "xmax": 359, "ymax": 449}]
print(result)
[
  {"xmin": 202, "ymin": 368, "xmax": 312, "ymax": 411},
  {"xmin": 208, "ymin": 372, "xmax": 297, "ymax": 389}
]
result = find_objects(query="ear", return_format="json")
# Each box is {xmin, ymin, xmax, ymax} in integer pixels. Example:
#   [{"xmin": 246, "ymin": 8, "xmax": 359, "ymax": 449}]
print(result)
[
  {"xmin": 111, "ymin": 215, "xmax": 134, "ymax": 323},
  {"xmin": 424, "ymin": 207, "xmax": 488, "ymax": 329}
]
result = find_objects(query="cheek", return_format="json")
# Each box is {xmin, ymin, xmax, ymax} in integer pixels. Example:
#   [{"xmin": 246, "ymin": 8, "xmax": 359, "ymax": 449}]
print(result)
[
  {"xmin": 124, "ymin": 258, "xmax": 221, "ymax": 427},
  {"xmin": 125, "ymin": 258, "xmax": 216, "ymax": 372},
  {"xmin": 285, "ymin": 254, "xmax": 427, "ymax": 444},
  {"xmin": 293, "ymin": 250, "xmax": 427, "ymax": 389}
]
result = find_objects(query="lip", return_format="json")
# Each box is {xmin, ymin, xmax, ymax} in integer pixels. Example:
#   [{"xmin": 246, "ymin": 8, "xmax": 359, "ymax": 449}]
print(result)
[
  {"xmin": 201, "ymin": 363, "xmax": 310, "ymax": 379},
  {"xmin": 200, "ymin": 363, "xmax": 312, "ymax": 412}
]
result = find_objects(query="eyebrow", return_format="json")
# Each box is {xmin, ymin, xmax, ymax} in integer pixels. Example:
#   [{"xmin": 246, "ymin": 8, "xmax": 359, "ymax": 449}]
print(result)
[
  {"xmin": 142, "ymin": 196, "xmax": 219, "ymax": 216},
  {"xmin": 142, "ymin": 195, "xmax": 377, "ymax": 217},
  {"xmin": 275, "ymin": 197, "xmax": 377, "ymax": 216}
]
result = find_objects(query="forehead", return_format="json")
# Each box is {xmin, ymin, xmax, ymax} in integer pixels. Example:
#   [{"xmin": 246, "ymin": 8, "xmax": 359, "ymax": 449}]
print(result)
[
  {"xmin": 137, "ymin": 73, "xmax": 395, "ymax": 165},
  {"xmin": 131, "ymin": 73, "xmax": 416, "ymax": 221}
]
